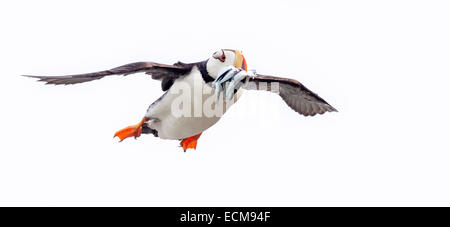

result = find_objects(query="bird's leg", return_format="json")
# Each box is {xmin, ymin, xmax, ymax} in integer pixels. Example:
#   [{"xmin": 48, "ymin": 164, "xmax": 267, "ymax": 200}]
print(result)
[
  {"xmin": 114, "ymin": 117, "xmax": 150, "ymax": 142},
  {"xmin": 180, "ymin": 133, "xmax": 202, "ymax": 152}
]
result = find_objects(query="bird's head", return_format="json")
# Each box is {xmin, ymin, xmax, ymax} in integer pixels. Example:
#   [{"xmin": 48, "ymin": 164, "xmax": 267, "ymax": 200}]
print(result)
[{"xmin": 206, "ymin": 49, "xmax": 247, "ymax": 79}]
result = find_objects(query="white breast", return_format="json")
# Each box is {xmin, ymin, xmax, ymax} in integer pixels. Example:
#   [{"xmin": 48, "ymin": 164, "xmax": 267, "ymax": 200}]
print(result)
[{"xmin": 145, "ymin": 67, "xmax": 242, "ymax": 140}]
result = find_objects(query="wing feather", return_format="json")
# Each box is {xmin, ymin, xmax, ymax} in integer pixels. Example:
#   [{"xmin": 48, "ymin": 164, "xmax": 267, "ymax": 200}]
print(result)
[
  {"xmin": 23, "ymin": 62, "xmax": 191, "ymax": 85},
  {"xmin": 244, "ymin": 74, "xmax": 337, "ymax": 116}
]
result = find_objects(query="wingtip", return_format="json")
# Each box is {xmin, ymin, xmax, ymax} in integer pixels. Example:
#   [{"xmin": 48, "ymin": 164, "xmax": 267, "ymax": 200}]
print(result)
[
  {"xmin": 21, "ymin": 75, "xmax": 44, "ymax": 80},
  {"xmin": 22, "ymin": 75, "xmax": 43, "ymax": 83},
  {"xmin": 21, "ymin": 75, "xmax": 47, "ymax": 84}
]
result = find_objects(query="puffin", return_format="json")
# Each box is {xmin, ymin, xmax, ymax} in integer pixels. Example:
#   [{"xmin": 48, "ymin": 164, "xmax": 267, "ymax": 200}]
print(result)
[{"xmin": 24, "ymin": 49, "xmax": 337, "ymax": 151}]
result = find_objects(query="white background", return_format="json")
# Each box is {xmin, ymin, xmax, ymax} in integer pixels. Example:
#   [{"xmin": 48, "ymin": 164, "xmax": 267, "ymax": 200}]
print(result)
[{"xmin": 1, "ymin": 0, "xmax": 449, "ymax": 206}]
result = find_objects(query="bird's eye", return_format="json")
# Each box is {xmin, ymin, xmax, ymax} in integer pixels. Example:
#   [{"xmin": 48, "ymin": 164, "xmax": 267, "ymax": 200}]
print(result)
[{"xmin": 213, "ymin": 49, "xmax": 226, "ymax": 62}]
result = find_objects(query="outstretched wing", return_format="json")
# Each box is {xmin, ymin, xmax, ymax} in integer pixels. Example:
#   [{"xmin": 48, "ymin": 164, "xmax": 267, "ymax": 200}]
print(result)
[
  {"xmin": 23, "ymin": 61, "xmax": 193, "ymax": 90},
  {"xmin": 244, "ymin": 74, "xmax": 337, "ymax": 116}
]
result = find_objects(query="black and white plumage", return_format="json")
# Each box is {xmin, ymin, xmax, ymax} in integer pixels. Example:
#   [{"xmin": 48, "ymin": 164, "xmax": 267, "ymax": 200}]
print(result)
[{"xmin": 23, "ymin": 49, "xmax": 337, "ymax": 150}]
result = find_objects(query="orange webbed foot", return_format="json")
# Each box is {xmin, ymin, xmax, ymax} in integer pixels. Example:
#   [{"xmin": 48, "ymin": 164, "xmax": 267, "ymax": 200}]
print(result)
[
  {"xmin": 180, "ymin": 133, "xmax": 202, "ymax": 152},
  {"xmin": 114, "ymin": 117, "xmax": 149, "ymax": 142}
]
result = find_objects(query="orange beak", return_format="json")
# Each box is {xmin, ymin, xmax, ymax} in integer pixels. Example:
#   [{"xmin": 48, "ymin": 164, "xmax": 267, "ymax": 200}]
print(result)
[{"xmin": 234, "ymin": 50, "xmax": 248, "ymax": 71}]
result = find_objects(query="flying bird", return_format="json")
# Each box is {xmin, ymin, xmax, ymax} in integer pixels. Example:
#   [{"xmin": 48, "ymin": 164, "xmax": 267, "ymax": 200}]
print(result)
[{"xmin": 24, "ymin": 49, "xmax": 337, "ymax": 151}]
